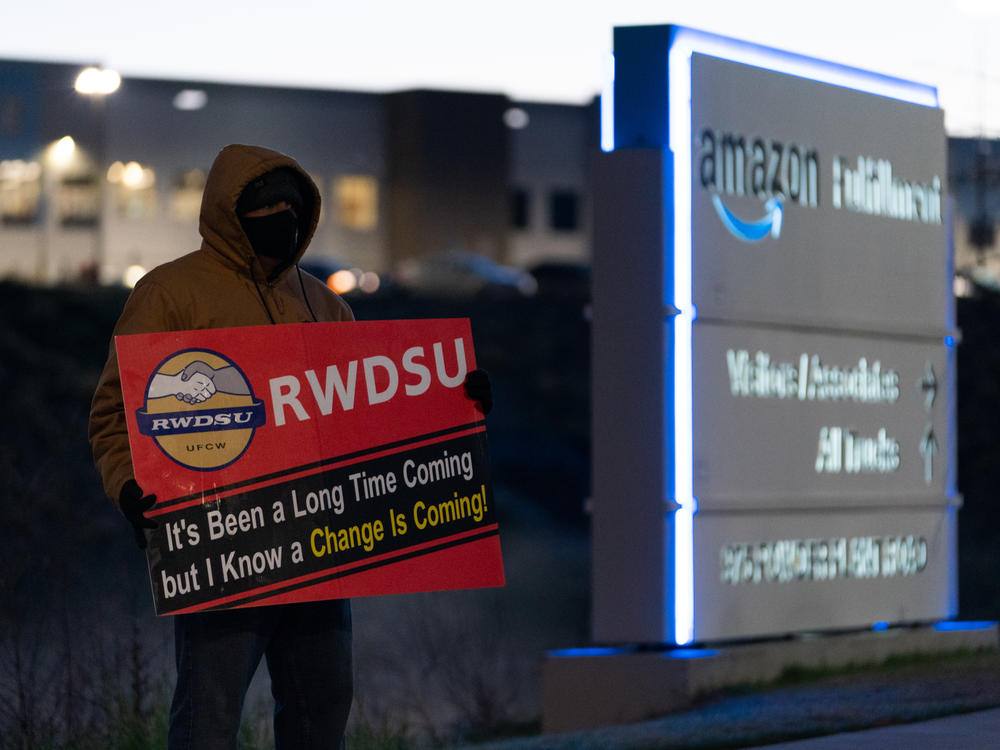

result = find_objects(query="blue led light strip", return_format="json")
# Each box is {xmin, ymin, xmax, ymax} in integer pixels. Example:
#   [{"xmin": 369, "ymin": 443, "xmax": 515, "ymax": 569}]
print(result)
[
  {"xmin": 601, "ymin": 52, "xmax": 615, "ymax": 153},
  {"xmin": 664, "ymin": 27, "xmax": 939, "ymax": 646}
]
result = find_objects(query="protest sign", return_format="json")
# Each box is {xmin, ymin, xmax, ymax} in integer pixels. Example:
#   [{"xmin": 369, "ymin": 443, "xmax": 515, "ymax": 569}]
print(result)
[{"xmin": 116, "ymin": 319, "xmax": 503, "ymax": 615}]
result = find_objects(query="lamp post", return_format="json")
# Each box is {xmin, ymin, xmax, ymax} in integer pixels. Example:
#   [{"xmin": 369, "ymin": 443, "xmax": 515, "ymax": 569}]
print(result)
[{"xmin": 73, "ymin": 66, "xmax": 120, "ymax": 283}]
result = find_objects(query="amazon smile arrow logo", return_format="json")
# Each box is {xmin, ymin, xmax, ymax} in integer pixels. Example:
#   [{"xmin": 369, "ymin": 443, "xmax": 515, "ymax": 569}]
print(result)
[
  {"xmin": 698, "ymin": 127, "xmax": 820, "ymax": 244},
  {"xmin": 711, "ymin": 195, "xmax": 783, "ymax": 242}
]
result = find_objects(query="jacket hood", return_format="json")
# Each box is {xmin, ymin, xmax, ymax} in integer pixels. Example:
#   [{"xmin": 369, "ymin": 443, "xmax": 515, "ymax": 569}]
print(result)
[{"xmin": 199, "ymin": 144, "xmax": 321, "ymax": 275}]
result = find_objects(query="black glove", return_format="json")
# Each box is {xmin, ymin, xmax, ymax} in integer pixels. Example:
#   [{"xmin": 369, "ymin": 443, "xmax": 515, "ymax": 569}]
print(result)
[
  {"xmin": 464, "ymin": 369, "xmax": 493, "ymax": 415},
  {"xmin": 119, "ymin": 479, "xmax": 158, "ymax": 549}
]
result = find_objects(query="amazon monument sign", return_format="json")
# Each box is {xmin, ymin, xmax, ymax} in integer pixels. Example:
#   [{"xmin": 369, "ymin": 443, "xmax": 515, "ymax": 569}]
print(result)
[{"xmin": 591, "ymin": 26, "xmax": 956, "ymax": 644}]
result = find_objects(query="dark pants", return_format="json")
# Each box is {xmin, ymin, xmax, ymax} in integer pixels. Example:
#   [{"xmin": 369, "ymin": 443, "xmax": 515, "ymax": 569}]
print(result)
[{"xmin": 168, "ymin": 598, "xmax": 353, "ymax": 750}]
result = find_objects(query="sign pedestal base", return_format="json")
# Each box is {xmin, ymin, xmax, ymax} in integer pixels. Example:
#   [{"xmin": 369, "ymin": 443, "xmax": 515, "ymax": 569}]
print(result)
[{"xmin": 542, "ymin": 622, "xmax": 998, "ymax": 733}]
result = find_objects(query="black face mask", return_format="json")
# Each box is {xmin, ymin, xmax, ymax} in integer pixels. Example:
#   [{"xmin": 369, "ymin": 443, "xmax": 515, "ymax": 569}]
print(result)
[{"xmin": 241, "ymin": 209, "xmax": 300, "ymax": 265}]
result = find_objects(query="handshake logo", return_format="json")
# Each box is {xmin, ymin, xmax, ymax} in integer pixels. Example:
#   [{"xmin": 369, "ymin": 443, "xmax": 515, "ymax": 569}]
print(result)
[{"xmin": 136, "ymin": 350, "xmax": 266, "ymax": 471}]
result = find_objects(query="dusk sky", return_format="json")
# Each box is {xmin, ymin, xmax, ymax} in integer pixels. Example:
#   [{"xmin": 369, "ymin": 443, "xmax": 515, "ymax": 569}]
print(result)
[{"xmin": 2, "ymin": 0, "xmax": 999, "ymax": 136}]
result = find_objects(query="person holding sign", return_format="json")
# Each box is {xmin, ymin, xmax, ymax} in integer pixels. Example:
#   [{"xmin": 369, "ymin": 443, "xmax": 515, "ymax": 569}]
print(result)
[{"xmin": 89, "ymin": 144, "xmax": 493, "ymax": 749}]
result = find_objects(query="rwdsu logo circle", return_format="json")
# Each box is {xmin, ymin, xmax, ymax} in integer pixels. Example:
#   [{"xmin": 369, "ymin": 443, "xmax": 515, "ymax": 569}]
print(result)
[{"xmin": 135, "ymin": 349, "xmax": 266, "ymax": 471}]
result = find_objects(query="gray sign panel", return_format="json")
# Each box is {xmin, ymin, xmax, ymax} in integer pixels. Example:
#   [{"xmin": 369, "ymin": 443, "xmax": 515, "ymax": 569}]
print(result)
[
  {"xmin": 693, "ymin": 505, "xmax": 955, "ymax": 641},
  {"xmin": 690, "ymin": 54, "xmax": 949, "ymax": 335},
  {"xmin": 692, "ymin": 322, "xmax": 951, "ymax": 507},
  {"xmin": 681, "ymin": 52, "xmax": 955, "ymax": 640}
]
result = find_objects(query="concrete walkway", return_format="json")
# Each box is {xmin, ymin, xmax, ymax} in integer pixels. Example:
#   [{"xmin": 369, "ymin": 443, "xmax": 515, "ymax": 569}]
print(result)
[{"xmin": 753, "ymin": 707, "xmax": 1000, "ymax": 749}]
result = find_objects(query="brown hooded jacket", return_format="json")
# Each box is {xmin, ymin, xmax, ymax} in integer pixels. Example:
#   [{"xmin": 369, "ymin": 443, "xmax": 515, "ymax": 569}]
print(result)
[{"xmin": 89, "ymin": 144, "xmax": 354, "ymax": 504}]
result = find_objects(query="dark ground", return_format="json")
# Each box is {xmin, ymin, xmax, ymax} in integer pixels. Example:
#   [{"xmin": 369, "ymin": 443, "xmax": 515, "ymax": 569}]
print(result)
[
  {"xmin": 2, "ymin": 276, "xmax": 1000, "ymax": 747},
  {"xmin": 461, "ymin": 649, "xmax": 1000, "ymax": 749}
]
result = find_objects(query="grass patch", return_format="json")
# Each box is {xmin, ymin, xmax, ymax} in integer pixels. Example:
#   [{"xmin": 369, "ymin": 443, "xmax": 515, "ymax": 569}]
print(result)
[{"xmin": 773, "ymin": 645, "xmax": 1000, "ymax": 687}]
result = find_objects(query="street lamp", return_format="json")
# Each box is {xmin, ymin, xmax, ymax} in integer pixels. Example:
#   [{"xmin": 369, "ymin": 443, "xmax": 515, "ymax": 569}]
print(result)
[
  {"xmin": 50, "ymin": 135, "xmax": 77, "ymax": 167},
  {"xmin": 74, "ymin": 67, "xmax": 121, "ymax": 96}
]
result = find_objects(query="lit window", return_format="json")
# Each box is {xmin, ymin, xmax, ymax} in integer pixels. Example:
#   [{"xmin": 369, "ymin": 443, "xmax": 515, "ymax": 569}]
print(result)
[
  {"xmin": 333, "ymin": 175, "xmax": 378, "ymax": 231},
  {"xmin": 58, "ymin": 175, "xmax": 100, "ymax": 227},
  {"xmin": 0, "ymin": 159, "xmax": 42, "ymax": 225},
  {"xmin": 108, "ymin": 160, "xmax": 157, "ymax": 219}
]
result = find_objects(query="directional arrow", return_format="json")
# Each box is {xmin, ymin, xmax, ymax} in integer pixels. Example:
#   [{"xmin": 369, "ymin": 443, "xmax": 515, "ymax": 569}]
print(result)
[
  {"xmin": 919, "ymin": 423, "xmax": 938, "ymax": 486},
  {"xmin": 919, "ymin": 361, "xmax": 937, "ymax": 412}
]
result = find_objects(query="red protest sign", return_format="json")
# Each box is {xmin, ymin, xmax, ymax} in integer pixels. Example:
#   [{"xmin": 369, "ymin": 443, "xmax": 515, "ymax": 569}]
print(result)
[{"xmin": 116, "ymin": 319, "xmax": 503, "ymax": 615}]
